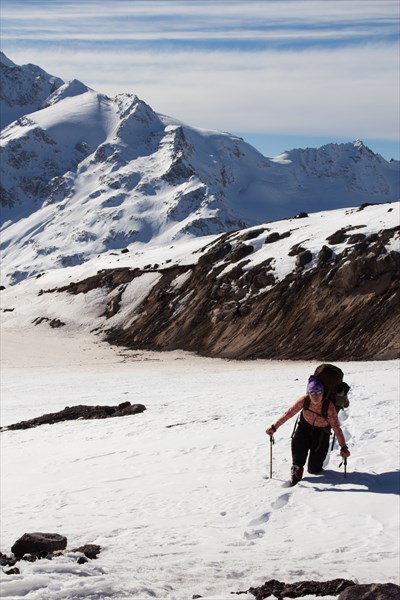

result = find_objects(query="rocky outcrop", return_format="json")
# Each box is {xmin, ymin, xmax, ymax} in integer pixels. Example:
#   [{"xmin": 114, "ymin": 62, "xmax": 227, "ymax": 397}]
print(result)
[
  {"xmin": 1, "ymin": 401, "xmax": 146, "ymax": 431},
  {"xmin": 1, "ymin": 536, "xmax": 101, "ymax": 574},
  {"xmin": 96, "ymin": 226, "xmax": 399, "ymax": 361},
  {"xmin": 72, "ymin": 544, "xmax": 101, "ymax": 560},
  {"xmin": 11, "ymin": 533, "xmax": 67, "ymax": 558},
  {"xmin": 338, "ymin": 583, "xmax": 400, "ymax": 599},
  {"xmin": 4, "ymin": 205, "xmax": 396, "ymax": 362},
  {"xmin": 237, "ymin": 579, "xmax": 400, "ymax": 599},
  {"xmin": 241, "ymin": 578, "xmax": 355, "ymax": 599}
]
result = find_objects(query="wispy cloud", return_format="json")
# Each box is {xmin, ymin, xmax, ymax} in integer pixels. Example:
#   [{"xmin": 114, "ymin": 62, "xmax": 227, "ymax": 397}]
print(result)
[{"xmin": 1, "ymin": 0, "xmax": 399, "ymax": 145}]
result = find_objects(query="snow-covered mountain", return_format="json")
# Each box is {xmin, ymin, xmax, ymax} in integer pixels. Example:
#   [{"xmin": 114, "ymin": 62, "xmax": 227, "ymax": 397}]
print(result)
[
  {"xmin": 0, "ymin": 52, "xmax": 64, "ymax": 129},
  {"xmin": 2, "ymin": 202, "xmax": 399, "ymax": 361},
  {"xmin": 1, "ymin": 54, "xmax": 399, "ymax": 287}
]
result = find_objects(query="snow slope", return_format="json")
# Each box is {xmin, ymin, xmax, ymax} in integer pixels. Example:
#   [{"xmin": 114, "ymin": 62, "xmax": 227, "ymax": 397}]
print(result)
[
  {"xmin": 0, "ymin": 328, "xmax": 399, "ymax": 599},
  {"xmin": 1, "ymin": 202, "xmax": 399, "ymax": 598}
]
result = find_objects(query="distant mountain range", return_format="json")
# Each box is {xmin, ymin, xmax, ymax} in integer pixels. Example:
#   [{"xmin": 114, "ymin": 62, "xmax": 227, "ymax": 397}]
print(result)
[{"xmin": 0, "ymin": 52, "xmax": 399, "ymax": 287}]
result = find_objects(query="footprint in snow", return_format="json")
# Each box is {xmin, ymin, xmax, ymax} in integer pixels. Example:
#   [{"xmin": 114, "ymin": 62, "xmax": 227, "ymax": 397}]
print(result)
[
  {"xmin": 244, "ymin": 528, "xmax": 265, "ymax": 540},
  {"xmin": 249, "ymin": 511, "xmax": 270, "ymax": 526},
  {"xmin": 272, "ymin": 493, "xmax": 290, "ymax": 509}
]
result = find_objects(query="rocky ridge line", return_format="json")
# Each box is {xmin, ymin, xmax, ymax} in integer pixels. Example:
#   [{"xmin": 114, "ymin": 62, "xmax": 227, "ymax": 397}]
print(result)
[{"xmin": 47, "ymin": 219, "xmax": 399, "ymax": 361}]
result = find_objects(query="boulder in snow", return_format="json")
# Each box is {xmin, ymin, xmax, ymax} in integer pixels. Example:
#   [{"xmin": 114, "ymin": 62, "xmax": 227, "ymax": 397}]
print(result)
[
  {"xmin": 338, "ymin": 582, "xmax": 400, "ymax": 600},
  {"xmin": 11, "ymin": 533, "xmax": 67, "ymax": 558}
]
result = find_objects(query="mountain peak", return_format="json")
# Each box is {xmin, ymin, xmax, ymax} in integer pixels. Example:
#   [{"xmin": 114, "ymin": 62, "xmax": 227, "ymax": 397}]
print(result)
[
  {"xmin": 0, "ymin": 54, "xmax": 64, "ymax": 129},
  {"xmin": 44, "ymin": 79, "xmax": 95, "ymax": 107},
  {"xmin": 1, "ymin": 56, "xmax": 399, "ymax": 286},
  {"xmin": 0, "ymin": 51, "xmax": 17, "ymax": 68},
  {"xmin": 352, "ymin": 138, "xmax": 378, "ymax": 157}
]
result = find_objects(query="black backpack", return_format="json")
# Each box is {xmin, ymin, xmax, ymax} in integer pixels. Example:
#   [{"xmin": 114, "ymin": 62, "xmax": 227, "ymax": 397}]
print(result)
[{"xmin": 304, "ymin": 364, "xmax": 350, "ymax": 418}]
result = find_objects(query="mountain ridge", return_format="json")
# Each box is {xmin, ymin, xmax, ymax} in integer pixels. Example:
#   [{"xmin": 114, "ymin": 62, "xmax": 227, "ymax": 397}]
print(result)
[
  {"xmin": 1, "ymin": 202, "xmax": 399, "ymax": 360},
  {"xmin": 0, "ymin": 53, "xmax": 399, "ymax": 291}
]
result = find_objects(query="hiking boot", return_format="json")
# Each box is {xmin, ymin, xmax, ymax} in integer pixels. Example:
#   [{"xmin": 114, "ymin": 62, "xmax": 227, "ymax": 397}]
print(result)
[{"xmin": 290, "ymin": 465, "xmax": 304, "ymax": 486}]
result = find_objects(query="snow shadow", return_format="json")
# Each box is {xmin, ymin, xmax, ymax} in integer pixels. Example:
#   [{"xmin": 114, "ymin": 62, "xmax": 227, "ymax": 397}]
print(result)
[{"xmin": 306, "ymin": 469, "xmax": 400, "ymax": 495}]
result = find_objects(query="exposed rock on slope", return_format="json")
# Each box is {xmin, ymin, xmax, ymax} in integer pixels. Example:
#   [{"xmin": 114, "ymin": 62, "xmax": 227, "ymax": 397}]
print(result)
[
  {"xmin": 1, "ymin": 402, "xmax": 146, "ymax": 431},
  {"xmin": 102, "ymin": 224, "xmax": 400, "ymax": 360},
  {"xmin": 14, "ymin": 203, "xmax": 397, "ymax": 362}
]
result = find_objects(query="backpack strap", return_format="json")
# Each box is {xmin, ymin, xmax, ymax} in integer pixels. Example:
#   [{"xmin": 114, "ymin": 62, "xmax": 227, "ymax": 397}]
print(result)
[
  {"xmin": 321, "ymin": 396, "xmax": 330, "ymax": 419},
  {"xmin": 303, "ymin": 395, "xmax": 330, "ymax": 419}
]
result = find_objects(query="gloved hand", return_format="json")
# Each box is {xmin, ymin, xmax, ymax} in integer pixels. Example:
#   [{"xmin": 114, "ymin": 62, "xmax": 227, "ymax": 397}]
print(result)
[
  {"xmin": 266, "ymin": 425, "xmax": 276, "ymax": 436},
  {"xmin": 340, "ymin": 445, "xmax": 350, "ymax": 458}
]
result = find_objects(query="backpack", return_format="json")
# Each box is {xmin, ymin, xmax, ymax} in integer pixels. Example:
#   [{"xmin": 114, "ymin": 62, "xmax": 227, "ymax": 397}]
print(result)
[{"xmin": 303, "ymin": 363, "xmax": 350, "ymax": 418}]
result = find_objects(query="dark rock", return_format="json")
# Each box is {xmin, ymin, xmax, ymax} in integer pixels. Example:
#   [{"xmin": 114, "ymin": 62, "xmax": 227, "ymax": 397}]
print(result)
[
  {"xmin": 326, "ymin": 228, "xmax": 348, "ymax": 244},
  {"xmin": 4, "ymin": 567, "xmax": 20, "ymax": 575},
  {"xmin": 230, "ymin": 243, "xmax": 254, "ymax": 263},
  {"xmin": 242, "ymin": 228, "xmax": 266, "ymax": 241},
  {"xmin": 338, "ymin": 582, "xmax": 400, "ymax": 599},
  {"xmin": 0, "ymin": 552, "xmax": 17, "ymax": 567},
  {"xmin": 2, "ymin": 402, "xmax": 146, "ymax": 431},
  {"xmin": 53, "ymin": 267, "xmax": 142, "ymax": 295},
  {"xmin": 295, "ymin": 211, "xmax": 308, "ymax": 218},
  {"xmin": 121, "ymin": 248, "xmax": 129, "ymax": 253},
  {"xmin": 198, "ymin": 238, "xmax": 232, "ymax": 265},
  {"xmin": 77, "ymin": 556, "xmax": 88, "ymax": 564},
  {"xmin": 264, "ymin": 232, "xmax": 280, "ymax": 244},
  {"xmin": 288, "ymin": 244, "xmax": 306, "ymax": 257},
  {"xmin": 318, "ymin": 245, "xmax": 334, "ymax": 265},
  {"xmin": 49, "ymin": 319, "xmax": 65, "ymax": 328},
  {"xmin": 246, "ymin": 578, "xmax": 355, "ymax": 599},
  {"xmin": 72, "ymin": 544, "xmax": 101, "ymax": 559},
  {"xmin": 21, "ymin": 553, "xmax": 40, "ymax": 562},
  {"xmin": 32, "ymin": 316, "xmax": 66, "ymax": 328},
  {"xmin": 11, "ymin": 533, "xmax": 67, "ymax": 558},
  {"xmin": 347, "ymin": 233, "xmax": 366, "ymax": 244},
  {"xmin": 358, "ymin": 202, "xmax": 378, "ymax": 211},
  {"xmin": 295, "ymin": 250, "xmax": 312, "ymax": 268}
]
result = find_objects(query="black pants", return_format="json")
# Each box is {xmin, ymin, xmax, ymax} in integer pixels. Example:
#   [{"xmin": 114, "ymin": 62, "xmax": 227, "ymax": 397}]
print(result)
[{"xmin": 291, "ymin": 416, "xmax": 330, "ymax": 474}]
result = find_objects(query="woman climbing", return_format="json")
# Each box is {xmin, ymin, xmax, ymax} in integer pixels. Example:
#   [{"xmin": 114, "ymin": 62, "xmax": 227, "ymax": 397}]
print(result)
[{"xmin": 265, "ymin": 375, "xmax": 350, "ymax": 486}]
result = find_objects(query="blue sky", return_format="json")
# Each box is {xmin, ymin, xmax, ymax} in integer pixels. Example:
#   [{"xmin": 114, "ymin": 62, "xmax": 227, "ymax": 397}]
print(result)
[{"xmin": 1, "ymin": 0, "xmax": 399, "ymax": 160}]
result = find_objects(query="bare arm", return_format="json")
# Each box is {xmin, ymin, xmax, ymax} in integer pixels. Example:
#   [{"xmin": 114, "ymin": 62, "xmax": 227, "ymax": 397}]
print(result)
[
  {"xmin": 267, "ymin": 396, "xmax": 306, "ymax": 433},
  {"xmin": 327, "ymin": 403, "xmax": 346, "ymax": 448}
]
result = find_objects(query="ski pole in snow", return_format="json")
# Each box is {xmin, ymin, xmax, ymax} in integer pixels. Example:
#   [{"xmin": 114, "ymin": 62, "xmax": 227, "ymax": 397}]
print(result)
[
  {"xmin": 269, "ymin": 435, "xmax": 275, "ymax": 479},
  {"xmin": 339, "ymin": 456, "xmax": 347, "ymax": 478}
]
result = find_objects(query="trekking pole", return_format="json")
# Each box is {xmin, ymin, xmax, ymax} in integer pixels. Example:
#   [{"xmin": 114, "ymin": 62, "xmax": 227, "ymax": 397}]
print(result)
[
  {"xmin": 339, "ymin": 456, "xmax": 347, "ymax": 479},
  {"xmin": 269, "ymin": 435, "xmax": 275, "ymax": 479}
]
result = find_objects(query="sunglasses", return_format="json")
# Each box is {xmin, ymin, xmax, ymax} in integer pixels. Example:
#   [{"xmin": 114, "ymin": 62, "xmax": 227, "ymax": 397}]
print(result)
[{"xmin": 309, "ymin": 391, "xmax": 323, "ymax": 396}]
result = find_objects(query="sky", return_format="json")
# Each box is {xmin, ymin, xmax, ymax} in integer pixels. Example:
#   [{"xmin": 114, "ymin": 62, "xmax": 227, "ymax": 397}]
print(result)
[{"xmin": 0, "ymin": 0, "xmax": 399, "ymax": 160}]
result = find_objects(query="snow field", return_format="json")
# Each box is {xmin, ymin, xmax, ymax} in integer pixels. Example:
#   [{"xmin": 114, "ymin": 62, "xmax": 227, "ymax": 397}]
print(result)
[{"xmin": 1, "ymin": 331, "xmax": 399, "ymax": 599}]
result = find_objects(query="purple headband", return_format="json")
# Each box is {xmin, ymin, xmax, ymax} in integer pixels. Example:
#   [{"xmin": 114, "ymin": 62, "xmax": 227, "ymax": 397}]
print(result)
[{"xmin": 307, "ymin": 375, "xmax": 324, "ymax": 394}]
